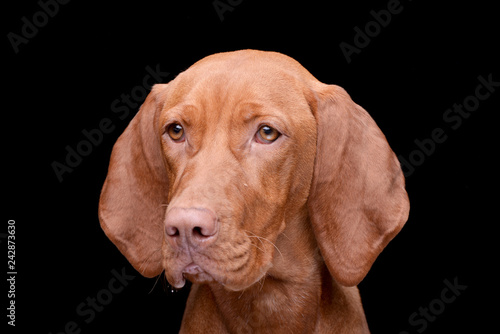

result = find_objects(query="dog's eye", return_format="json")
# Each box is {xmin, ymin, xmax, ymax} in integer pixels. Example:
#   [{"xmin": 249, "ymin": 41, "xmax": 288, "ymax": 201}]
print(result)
[
  {"xmin": 167, "ymin": 123, "xmax": 185, "ymax": 142},
  {"xmin": 256, "ymin": 125, "xmax": 281, "ymax": 144}
]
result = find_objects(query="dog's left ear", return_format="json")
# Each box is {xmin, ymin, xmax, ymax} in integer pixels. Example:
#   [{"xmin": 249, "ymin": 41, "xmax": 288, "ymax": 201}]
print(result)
[{"xmin": 307, "ymin": 84, "xmax": 410, "ymax": 287}]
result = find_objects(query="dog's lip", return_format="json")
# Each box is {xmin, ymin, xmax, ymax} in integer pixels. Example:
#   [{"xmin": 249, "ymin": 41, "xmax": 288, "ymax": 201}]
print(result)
[
  {"xmin": 182, "ymin": 263, "xmax": 215, "ymax": 285},
  {"xmin": 164, "ymin": 241, "xmax": 268, "ymax": 291},
  {"xmin": 182, "ymin": 262, "xmax": 203, "ymax": 275},
  {"xmin": 167, "ymin": 259, "xmax": 270, "ymax": 291}
]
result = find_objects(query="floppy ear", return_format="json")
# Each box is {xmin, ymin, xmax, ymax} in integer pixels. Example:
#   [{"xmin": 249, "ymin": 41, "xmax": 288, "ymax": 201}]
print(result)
[
  {"xmin": 307, "ymin": 84, "xmax": 409, "ymax": 287},
  {"xmin": 98, "ymin": 84, "xmax": 169, "ymax": 277}
]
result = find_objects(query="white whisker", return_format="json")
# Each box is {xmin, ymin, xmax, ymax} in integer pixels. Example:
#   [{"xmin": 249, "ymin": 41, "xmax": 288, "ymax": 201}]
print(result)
[
  {"xmin": 138, "ymin": 247, "xmax": 162, "ymax": 275},
  {"xmin": 149, "ymin": 269, "xmax": 165, "ymax": 294},
  {"xmin": 244, "ymin": 229, "xmax": 284, "ymax": 261},
  {"xmin": 248, "ymin": 241, "xmax": 266, "ymax": 254}
]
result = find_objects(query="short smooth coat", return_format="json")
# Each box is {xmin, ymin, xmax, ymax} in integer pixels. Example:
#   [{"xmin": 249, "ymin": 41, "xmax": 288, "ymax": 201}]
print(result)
[{"xmin": 99, "ymin": 50, "xmax": 410, "ymax": 333}]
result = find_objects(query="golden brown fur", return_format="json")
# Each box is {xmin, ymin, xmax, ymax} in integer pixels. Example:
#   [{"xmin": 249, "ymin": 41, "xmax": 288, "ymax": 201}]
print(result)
[{"xmin": 99, "ymin": 50, "xmax": 409, "ymax": 333}]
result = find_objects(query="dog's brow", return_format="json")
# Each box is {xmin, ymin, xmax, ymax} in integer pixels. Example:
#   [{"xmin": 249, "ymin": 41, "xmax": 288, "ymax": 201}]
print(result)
[
  {"xmin": 162, "ymin": 104, "xmax": 198, "ymax": 126},
  {"xmin": 238, "ymin": 103, "xmax": 263, "ymax": 122},
  {"xmin": 238, "ymin": 103, "xmax": 284, "ymax": 123}
]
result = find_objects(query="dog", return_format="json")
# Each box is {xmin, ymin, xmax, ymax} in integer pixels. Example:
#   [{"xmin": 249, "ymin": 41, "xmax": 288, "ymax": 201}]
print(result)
[{"xmin": 99, "ymin": 49, "xmax": 409, "ymax": 333}]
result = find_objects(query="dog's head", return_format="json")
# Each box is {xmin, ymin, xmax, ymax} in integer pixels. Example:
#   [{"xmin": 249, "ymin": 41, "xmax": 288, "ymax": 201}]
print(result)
[{"xmin": 99, "ymin": 50, "xmax": 409, "ymax": 291}]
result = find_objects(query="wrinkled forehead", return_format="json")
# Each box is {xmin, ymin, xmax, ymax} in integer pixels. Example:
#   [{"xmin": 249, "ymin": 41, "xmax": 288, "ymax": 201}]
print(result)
[{"xmin": 160, "ymin": 54, "xmax": 313, "ymax": 124}]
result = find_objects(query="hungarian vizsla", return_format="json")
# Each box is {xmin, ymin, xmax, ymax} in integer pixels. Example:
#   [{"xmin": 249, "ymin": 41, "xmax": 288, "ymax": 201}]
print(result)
[{"xmin": 99, "ymin": 50, "xmax": 409, "ymax": 333}]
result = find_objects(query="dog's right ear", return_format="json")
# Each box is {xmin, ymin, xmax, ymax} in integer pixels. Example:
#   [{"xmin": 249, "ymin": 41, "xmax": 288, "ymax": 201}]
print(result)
[{"xmin": 98, "ymin": 84, "xmax": 169, "ymax": 277}]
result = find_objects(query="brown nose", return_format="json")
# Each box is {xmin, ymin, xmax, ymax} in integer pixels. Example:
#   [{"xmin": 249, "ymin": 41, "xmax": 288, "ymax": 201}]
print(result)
[{"xmin": 164, "ymin": 207, "xmax": 218, "ymax": 248}]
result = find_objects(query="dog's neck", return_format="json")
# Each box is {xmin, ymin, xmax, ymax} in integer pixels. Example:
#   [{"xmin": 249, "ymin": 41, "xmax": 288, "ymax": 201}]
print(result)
[{"xmin": 209, "ymin": 273, "xmax": 321, "ymax": 333}]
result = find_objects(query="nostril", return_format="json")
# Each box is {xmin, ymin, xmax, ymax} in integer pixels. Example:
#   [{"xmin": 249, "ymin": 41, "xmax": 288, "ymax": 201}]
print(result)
[
  {"xmin": 192, "ymin": 225, "xmax": 215, "ymax": 238},
  {"xmin": 166, "ymin": 226, "xmax": 179, "ymax": 237},
  {"xmin": 192, "ymin": 226, "xmax": 203, "ymax": 237}
]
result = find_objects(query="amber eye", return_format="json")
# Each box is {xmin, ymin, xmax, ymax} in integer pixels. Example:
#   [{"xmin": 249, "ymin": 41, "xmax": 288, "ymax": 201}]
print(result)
[
  {"xmin": 256, "ymin": 125, "xmax": 281, "ymax": 144},
  {"xmin": 167, "ymin": 123, "xmax": 185, "ymax": 142}
]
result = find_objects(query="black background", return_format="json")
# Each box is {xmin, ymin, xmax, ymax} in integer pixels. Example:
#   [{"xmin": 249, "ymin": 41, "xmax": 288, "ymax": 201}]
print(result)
[{"xmin": 5, "ymin": 0, "xmax": 498, "ymax": 333}]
